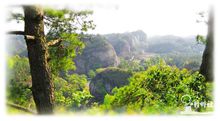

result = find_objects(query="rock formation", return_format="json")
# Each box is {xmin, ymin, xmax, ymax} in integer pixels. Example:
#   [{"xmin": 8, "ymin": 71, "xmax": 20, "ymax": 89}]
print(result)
[{"xmin": 89, "ymin": 67, "xmax": 132, "ymax": 102}]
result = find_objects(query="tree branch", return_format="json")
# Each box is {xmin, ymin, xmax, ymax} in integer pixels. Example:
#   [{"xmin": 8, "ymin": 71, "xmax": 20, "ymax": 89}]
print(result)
[
  {"xmin": 7, "ymin": 102, "xmax": 36, "ymax": 114},
  {"xmin": 47, "ymin": 39, "xmax": 63, "ymax": 46},
  {"xmin": 25, "ymin": 35, "xmax": 35, "ymax": 40},
  {"xmin": 7, "ymin": 31, "xmax": 25, "ymax": 35},
  {"xmin": 7, "ymin": 31, "xmax": 35, "ymax": 40},
  {"xmin": 76, "ymin": 16, "xmax": 83, "ymax": 26}
]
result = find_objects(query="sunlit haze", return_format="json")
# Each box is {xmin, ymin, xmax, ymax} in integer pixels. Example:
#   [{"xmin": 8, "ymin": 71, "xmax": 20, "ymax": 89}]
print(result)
[
  {"xmin": 87, "ymin": 1, "xmax": 210, "ymax": 37},
  {"xmin": 6, "ymin": 0, "xmax": 211, "ymax": 37}
]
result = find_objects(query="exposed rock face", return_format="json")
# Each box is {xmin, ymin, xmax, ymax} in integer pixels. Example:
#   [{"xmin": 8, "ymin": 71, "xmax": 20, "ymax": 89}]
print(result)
[
  {"xmin": 89, "ymin": 67, "xmax": 132, "ymax": 102},
  {"xmin": 74, "ymin": 35, "xmax": 119, "ymax": 74},
  {"xmin": 104, "ymin": 30, "xmax": 148, "ymax": 58}
]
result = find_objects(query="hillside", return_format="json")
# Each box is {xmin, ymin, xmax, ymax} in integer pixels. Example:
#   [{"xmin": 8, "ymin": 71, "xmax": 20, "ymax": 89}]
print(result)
[
  {"xmin": 73, "ymin": 35, "xmax": 119, "ymax": 74},
  {"xmin": 6, "ymin": 31, "xmax": 205, "ymax": 73},
  {"xmin": 146, "ymin": 35, "xmax": 205, "ymax": 54}
]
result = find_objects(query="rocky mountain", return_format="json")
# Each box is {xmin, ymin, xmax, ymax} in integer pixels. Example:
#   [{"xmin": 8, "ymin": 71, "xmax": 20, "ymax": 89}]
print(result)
[
  {"xmin": 74, "ymin": 31, "xmax": 149, "ymax": 74},
  {"xmin": 89, "ymin": 67, "xmax": 132, "ymax": 102},
  {"xmin": 104, "ymin": 30, "xmax": 148, "ymax": 58},
  {"xmin": 74, "ymin": 35, "xmax": 119, "ymax": 74}
]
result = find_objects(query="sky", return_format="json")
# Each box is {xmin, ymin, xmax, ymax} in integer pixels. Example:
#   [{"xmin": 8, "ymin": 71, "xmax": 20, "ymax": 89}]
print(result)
[
  {"xmin": 6, "ymin": 0, "xmax": 210, "ymax": 37},
  {"xmin": 89, "ymin": 1, "xmax": 209, "ymax": 37}
]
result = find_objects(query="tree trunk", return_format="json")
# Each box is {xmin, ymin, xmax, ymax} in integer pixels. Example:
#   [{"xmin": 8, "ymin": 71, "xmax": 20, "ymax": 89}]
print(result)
[
  {"xmin": 23, "ymin": 5, "xmax": 54, "ymax": 114},
  {"xmin": 200, "ymin": 8, "xmax": 214, "ymax": 82}
]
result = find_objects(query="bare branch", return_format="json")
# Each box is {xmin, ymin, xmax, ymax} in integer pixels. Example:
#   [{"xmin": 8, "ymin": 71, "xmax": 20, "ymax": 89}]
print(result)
[
  {"xmin": 7, "ymin": 31, "xmax": 35, "ymax": 40},
  {"xmin": 47, "ymin": 39, "xmax": 63, "ymax": 46},
  {"xmin": 7, "ymin": 31, "xmax": 25, "ymax": 35},
  {"xmin": 76, "ymin": 16, "xmax": 83, "ymax": 26},
  {"xmin": 25, "ymin": 35, "xmax": 35, "ymax": 40}
]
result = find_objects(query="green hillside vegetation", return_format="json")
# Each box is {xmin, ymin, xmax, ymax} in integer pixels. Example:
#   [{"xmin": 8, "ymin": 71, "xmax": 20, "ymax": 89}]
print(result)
[
  {"xmin": 101, "ymin": 61, "xmax": 212, "ymax": 114},
  {"xmin": 7, "ymin": 55, "xmax": 93, "ymax": 113},
  {"xmin": 6, "ymin": 54, "xmax": 213, "ymax": 114}
]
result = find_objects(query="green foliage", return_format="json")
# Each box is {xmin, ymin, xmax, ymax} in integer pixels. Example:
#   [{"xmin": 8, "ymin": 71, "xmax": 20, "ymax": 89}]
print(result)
[
  {"xmin": 117, "ymin": 55, "xmax": 200, "ymax": 73},
  {"xmin": 8, "ymin": 7, "xmax": 97, "ymax": 77},
  {"xmin": 44, "ymin": 7, "xmax": 95, "ymax": 111},
  {"xmin": 49, "ymin": 33, "xmax": 85, "ymax": 75},
  {"xmin": 118, "ymin": 57, "xmax": 165, "ymax": 72},
  {"xmin": 88, "ymin": 70, "xmax": 96, "ymax": 79},
  {"xmin": 101, "ymin": 62, "xmax": 212, "ymax": 114},
  {"xmin": 7, "ymin": 7, "xmax": 96, "ymax": 113},
  {"xmin": 143, "ymin": 56, "xmax": 162, "ymax": 67},
  {"xmin": 44, "ymin": 7, "xmax": 96, "ymax": 76},
  {"xmin": 196, "ymin": 35, "xmax": 207, "ymax": 45},
  {"xmin": 44, "ymin": 8, "xmax": 95, "ymax": 39},
  {"xmin": 7, "ymin": 55, "xmax": 93, "ymax": 112},
  {"xmin": 8, "ymin": 7, "xmax": 212, "ymax": 115},
  {"xmin": 141, "ymin": 55, "xmax": 202, "ymax": 71},
  {"xmin": 118, "ymin": 58, "xmax": 144, "ymax": 72},
  {"xmin": 53, "ymin": 74, "xmax": 92, "ymax": 111},
  {"xmin": 44, "ymin": 8, "xmax": 66, "ymax": 18},
  {"xmin": 6, "ymin": 55, "xmax": 35, "ymax": 109}
]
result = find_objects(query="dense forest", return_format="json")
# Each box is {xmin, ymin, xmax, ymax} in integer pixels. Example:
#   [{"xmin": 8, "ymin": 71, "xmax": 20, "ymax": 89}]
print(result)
[{"xmin": 6, "ymin": 5, "xmax": 213, "ymax": 115}]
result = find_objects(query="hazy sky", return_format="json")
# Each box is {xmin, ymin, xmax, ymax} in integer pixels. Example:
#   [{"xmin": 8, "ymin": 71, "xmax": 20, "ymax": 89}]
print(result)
[
  {"xmin": 6, "ymin": 0, "xmax": 211, "ymax": 37},
  {"xmin": 88, "ymin": 0, "xmax": 210, "ymax": 37}
]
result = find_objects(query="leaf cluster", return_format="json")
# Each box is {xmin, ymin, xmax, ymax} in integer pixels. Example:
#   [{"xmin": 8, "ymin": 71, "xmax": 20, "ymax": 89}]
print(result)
[
  {"xmin": 6, "ymin": 55, "xmax": 35, "ymax": 108},
  {"xmin": 196, "ymin": 35, "xmax": 207, "ymax": 45},
  {"xmin": 102, "ymin": 61, "xmax": 212, "ymax": 114},
  {"xmin": 53, "ymin": 74, "xmax": 92, "ymax": 111},
  {"xmin": 44, "ymin": 8, "xmax": 96, "ymax": 75},
  {"xmin": 44, "ymin": 8, "xmax": 95, "ymax": 39}
]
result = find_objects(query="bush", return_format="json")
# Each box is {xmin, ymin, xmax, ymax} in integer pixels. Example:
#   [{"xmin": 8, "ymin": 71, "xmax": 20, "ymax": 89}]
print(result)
[
  {"xmin": 102, "ymin": 61, "xmax": 212, "ymax": 114},
  {"xmin": 118, "ymin": 58, "xmax": 144, "ymax": 72},
  {"xmin": 88, "ymin": 70, "xmax": 96, "ymax": 79},
  {"xmin": 6, "ymin": 55, "xmax": 35, "ymax": 109},
  {"xmin": 7, "ymin": 55, "xmax": 93, "ymax": 112},
  {"xmin": 54, "ymin": 74, "xmax": 92, "ymax": 111}
]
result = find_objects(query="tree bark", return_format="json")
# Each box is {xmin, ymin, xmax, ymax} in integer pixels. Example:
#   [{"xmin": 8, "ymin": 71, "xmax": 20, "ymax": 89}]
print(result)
[
  {"xmin": 200, "ymin": 8, "xmax": 214, "ymax": 82},
  {"xmin": 23, "ymin": 5, "xmax": 54, "ymax": 114}
]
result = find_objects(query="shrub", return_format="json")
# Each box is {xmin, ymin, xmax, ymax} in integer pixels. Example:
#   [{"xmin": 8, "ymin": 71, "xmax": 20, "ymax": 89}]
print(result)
[
  {"xmin": 102, "ymin": 61, "xmax": 212, "ymax": 114},
  {"xmin": 54, "ymin": 74, "xmax": 92, "ymax": 111},
  {"xmin": 6, "ymin": 55, "xmax": 35, "ymax": 109},
  {"xmin": 88, "ymin": 70, "xmax": 96, "ymax": 79}
]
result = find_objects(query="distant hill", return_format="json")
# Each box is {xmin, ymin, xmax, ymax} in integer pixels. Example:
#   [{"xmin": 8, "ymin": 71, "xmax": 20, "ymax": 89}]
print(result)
[
  {"xmin": 146, "ymin": 35, "xmax": 205, "ymax": 54},
  {"xmin": 6, "ymin": 35, "xmax": 27, "ymax": 57}
]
